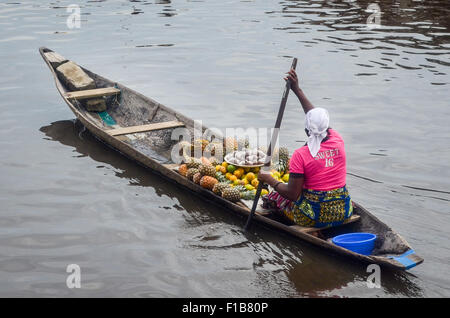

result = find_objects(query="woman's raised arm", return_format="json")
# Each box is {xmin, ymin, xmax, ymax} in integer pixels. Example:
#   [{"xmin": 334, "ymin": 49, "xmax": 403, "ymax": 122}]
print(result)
[{"xmin": 284, "ymin": 69, "xmax": 315, "ymax": 114}]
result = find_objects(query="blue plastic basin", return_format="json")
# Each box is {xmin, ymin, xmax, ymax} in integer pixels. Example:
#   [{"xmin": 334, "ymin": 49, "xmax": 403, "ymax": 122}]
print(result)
[{"xmin": 332, "ymin": 233, "xmax": 377, "ymax": 255}]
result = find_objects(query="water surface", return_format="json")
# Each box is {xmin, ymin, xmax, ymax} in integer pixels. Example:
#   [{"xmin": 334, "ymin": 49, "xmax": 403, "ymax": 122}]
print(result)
[{"xmin": 0, "ymin": 0, "xmax": 449, "ymax": 297}]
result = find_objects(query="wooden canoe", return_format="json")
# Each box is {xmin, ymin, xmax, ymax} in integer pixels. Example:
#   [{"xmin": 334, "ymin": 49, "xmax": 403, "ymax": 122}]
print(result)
[{"xmin": 39, "ymin": 47, "xmax": 423, "ymax": 271}]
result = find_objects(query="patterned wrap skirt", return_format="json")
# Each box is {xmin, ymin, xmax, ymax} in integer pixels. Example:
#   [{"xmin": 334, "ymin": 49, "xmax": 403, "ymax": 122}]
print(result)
[{"xmin": 261, "ymin": 186, "xmax": 353, "ymax": 227}]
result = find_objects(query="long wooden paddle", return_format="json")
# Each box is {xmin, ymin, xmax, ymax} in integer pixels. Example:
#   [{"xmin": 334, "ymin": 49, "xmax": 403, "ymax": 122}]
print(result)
[{"xmin": 244, "ymin": 57, "xmax": 298, "ymax": 231}]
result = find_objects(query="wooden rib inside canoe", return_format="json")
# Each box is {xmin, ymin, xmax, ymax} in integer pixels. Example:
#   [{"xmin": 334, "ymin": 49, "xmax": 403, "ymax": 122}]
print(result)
[
  {"xmin": 39, "ymin": 47, "xmax": 424, "ymax": 271},
  {"xmin": 107, "ymin": 121, "xmax": 185, "ymax": 136},
  {"xmin": 64, "ymin": 87, "xmax": 120, "ymax": 100},
  {"xmin": 162, "ymin": 163, "xmax": 180, "ymax": 170},
  {"xmin": 290, "ymin": 215, "xmax": 361, "ymax": 234}
]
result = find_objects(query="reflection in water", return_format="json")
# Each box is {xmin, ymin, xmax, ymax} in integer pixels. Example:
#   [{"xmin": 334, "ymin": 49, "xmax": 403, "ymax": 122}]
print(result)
[
  {"xmin": 40, "ymin": 120, "xmax": 193, "ymax": 205},
  {"xmin": 286, "ymin": 257, "xmax": 423, "ymax": 297},
  {"xmin": 39, "ymin": 120, "xmax": 423, "ymax": 297}
]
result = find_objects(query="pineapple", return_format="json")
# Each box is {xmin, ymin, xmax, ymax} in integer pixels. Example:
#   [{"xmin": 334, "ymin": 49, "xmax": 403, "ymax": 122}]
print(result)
[
  {"xmin": 222, "ymin": 187, "xmax": 241, "ymax": 202},
  {"xmin": 192, "ymin": 139, "xmax": 209, "ymax": 157},
  {"xmin": 209, "ymin": 157, "xmax": 220, "ymax": 167},
  {"xmin": 178, "ymin": 164, "xmax": 188, "ymax": 177},
  {"xmin": 234, "ymin": 185, "xmax": 246, "ymax": 193},
  {"xmin": 272, "ymin": 147, "xmax": 290, "ymax": 175},
  {"xmin": 212, "ymin": 182, "xmax": 230, "ymax": 196},
  {"xmin": 200, "ymin": 176, "xmax": 218, "ymax": 190},
  {"xmin": 193, "ymin": 172, "xmax": 202, "ymax": 184},
  {"xmin": 193, "ymin": 139, "xmax": 209, "ymax": 150},
  {"xmin": 199, "ymin": 164, "xmax": 216, "ymax": 177},
  {"xmin": 279, "ymin": 147, "xmax": 290, "ymax": 173},
  {"xmin": 224, "ymin": 137, "xmax": 238, "ymax": 152},
  {"xmin": 185, "ymin": 157, "xmax": 202, "ymax": 169},
  {"xmin": 215, "ymin": 172, "xmax": 229, "ymax": 183},
  {"xmin": 186, "ymin": 168, "xmax": 199, "ymax": 181},
  {"xmin": 240, "ymin": 190, "xmax": 255, "ymax": 200},
  {"xmin": 279, "ymin": 147, "xmax": 289, "ymax": 165},
  {"xmin": 200, "ymin": 157, "xmax": 212, "ymax": 166}
]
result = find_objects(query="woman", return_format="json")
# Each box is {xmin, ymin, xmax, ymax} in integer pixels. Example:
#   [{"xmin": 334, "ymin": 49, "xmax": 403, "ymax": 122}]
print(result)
[{"xmin": 258, "ymin": 69, "xmax": 353, "ymax": 227}]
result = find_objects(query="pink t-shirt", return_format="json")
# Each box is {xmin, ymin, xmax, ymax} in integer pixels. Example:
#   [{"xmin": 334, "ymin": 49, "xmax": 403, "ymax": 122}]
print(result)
[{"xmin": 289, "ymin": 129, "xmax": 347, "ymax": 191}]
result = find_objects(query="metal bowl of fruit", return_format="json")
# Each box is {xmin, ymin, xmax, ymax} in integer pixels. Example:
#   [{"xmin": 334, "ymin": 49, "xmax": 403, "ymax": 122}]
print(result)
[{"xmin": 224, "ymin": 148, "xmax": 267, "ymax": 168}]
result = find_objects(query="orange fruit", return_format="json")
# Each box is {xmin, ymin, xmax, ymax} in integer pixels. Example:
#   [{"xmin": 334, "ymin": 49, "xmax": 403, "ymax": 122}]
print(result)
[
  {"xmin": 233, "ymin": 169, "xmax": 243, "ymax": 179},
  {"xmin": 245, "ymin": 172, "xmax": 256, "ymax": 182},
  {"xmin": 251, "ymin": 179, "xmax": 259, "ymax": 187}
]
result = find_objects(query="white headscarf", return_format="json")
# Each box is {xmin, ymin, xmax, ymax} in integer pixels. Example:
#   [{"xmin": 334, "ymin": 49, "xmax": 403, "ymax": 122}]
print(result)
[{"xmin": 305, "ymin": 108, "xmax": 330, "ymax": 157}]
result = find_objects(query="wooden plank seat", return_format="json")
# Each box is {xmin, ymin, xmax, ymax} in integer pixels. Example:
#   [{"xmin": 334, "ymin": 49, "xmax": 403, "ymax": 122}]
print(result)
[
  {"xmin": 64, "ymin": 87, "xmax": 120, "ymax": 100},
  {"xmin": 107, "ymin": 121, "xmax": 185, "ymax": 136},
  {"xmin": 290, "ymin": 214, "xmax": 361, "ymax": 234}
]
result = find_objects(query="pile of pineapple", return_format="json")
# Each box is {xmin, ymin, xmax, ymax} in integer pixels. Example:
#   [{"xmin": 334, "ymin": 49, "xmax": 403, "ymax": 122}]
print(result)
[
  {"xmin": 270, "ymin": 147, "xmax": 291, "ymax": 184},
  {"xmin": 215, "ymin": 162, "xmax": 267, "ymax": 200},
  {"xmin": 176, "ymin": 137, "xmax": 291, "ymax": 203}
]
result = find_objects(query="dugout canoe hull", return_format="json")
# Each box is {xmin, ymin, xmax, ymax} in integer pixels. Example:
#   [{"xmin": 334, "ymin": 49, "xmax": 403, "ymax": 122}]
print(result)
[{"xmin": 39, "ymin": 47, "xmax": 423, "ymax": 271}]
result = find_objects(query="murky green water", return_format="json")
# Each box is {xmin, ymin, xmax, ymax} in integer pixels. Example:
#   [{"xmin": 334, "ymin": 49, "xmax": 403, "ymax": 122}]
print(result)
[{"xmin": 0, "ymin": 0, "xmax": 449, "ymax": 297}]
